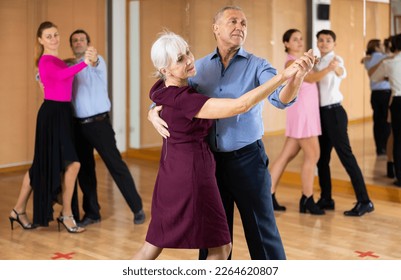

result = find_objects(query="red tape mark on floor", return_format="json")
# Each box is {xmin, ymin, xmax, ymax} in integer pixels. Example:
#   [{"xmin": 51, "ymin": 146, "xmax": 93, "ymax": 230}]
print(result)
[
  {"xmin": 355, "ymin": 251, "xmax": 379, "ymax": 258},
  {"xmin": 52, "ymin": 252, "xmax": 75, "ymax": 260}
]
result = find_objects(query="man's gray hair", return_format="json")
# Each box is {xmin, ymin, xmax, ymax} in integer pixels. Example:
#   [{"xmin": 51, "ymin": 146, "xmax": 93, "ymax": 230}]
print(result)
[{"xmin": 213, "ymin": 6, "xmax": 243, "ymax": 24}]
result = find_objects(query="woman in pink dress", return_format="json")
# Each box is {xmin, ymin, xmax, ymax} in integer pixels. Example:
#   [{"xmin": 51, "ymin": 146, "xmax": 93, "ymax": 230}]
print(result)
[
  {"xmin": 270, "ymin": 29, "xmax": 336, "ymax": 215},
  {"xmin": 132, "ymin": 31, "xmax": 315, "ymax": 259},
  {"xmin": 8, "ymin": 21, "xmax": 95, "ymax": 233}
]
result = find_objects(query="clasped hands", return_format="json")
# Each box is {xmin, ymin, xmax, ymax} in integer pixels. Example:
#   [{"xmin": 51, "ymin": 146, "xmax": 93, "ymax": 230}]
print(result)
[
  {"xmin": 84, "ymin": 46, "xmax": 98, "ymax": 66},
  {"xmin": 327, "ymin": 57, "xmax": 339, "ymax": 71},
  {"xmin": 283, "ymin": 49, "xmax": 316, "ymax": 80}
]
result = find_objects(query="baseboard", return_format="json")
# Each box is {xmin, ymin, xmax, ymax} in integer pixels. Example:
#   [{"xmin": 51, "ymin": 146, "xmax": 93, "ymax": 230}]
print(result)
[
  {"xmin": 126, "ymin": 147, "xmax": 161, "ymax": 161},
  {"xmin": 3, "ymin": 146, "xmax": 399, "ymax": 203},
  {"xmin": 280, "ymin": 171, "xmax": 401, "ymax": 203}
]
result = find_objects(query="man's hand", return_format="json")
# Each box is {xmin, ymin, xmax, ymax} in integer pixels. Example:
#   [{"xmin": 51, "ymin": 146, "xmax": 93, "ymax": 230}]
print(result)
[
  {"xmin": 148, "ymin": 105, "xmax": 170, "ymax": 139},
  {"xmin": 327, "ymin": 57, "xmax": 339, "ymax": 71},
  {"xmin": 294, "ymin": 49, "xmax": 315, "ymax": 79},
  {"xmin": 85, "ymin": 46, "xmax": 98, "ymax": 66},
  {"xmin": 282, "ymin": 49, "xmax": 315, "ymax": 80},
  {"xmin": 278, "ymin": 50, "xmax": 315, "ymax": 104}
]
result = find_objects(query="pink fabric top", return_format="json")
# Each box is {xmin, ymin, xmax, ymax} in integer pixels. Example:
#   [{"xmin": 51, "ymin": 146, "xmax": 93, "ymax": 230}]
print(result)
[
  {"xmin": 285, "ymin": 54, "xmax": 321, "ymax": 138},
  {"xmin": 38, "ymin": 55, "xmax": 87, "ymax": 101}
]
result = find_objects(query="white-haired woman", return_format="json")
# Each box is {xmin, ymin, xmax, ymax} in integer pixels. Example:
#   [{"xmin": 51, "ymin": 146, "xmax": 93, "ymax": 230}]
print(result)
[{"xmin": 132, "ymin": 31, "xmax": 314, "ymax": 260}]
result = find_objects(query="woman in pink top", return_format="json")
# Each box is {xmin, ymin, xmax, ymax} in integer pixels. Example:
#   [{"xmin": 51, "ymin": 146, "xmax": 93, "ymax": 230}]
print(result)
[
  {"xmin": 9, "ymin": 21, "xmax": 95, "ymax": 233},
  {"xmin": 269, "ymin": 29, "xmax": 336, "ymax": 215}
]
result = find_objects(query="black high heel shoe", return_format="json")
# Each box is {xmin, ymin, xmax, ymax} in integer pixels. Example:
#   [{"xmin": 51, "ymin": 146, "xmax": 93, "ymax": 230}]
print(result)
[
  {"xmin": 9, "ymin": 209, "xmax": 36, "ymax": 230},
  {"xmin": 299, "ymin": 195, "xmax": 325, "ymax": 215},
  {"xmin": 272, "ymin": 193, "xmax": 286, "ymax": 211},
  {"xmin": 57, "ymin": 214, "xmax": 85, "ymax": 233}
]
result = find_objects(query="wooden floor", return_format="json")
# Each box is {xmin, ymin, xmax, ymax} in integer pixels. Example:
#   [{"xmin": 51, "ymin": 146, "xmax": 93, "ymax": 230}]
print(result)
[{"xmin": 1, "ymin": 121, "xmax": 401, "ymax": 260}]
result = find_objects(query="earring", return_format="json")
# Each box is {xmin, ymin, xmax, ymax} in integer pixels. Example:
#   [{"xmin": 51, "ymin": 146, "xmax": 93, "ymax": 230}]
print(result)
[{"xmin": 160, "ymin": 68, "xmax": 168, "ymax": 76}]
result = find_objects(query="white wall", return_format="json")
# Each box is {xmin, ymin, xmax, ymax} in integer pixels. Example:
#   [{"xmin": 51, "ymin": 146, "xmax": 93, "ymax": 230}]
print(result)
[
  {"xmin": 311, "ymin": 0, "xmax": 331, "ymax": 56},
  {"xmin": 129, "ymin": 1, "xmax": 141, "ymax": 149},
  {"xmin": 112, "ymin": 0, "xmax": 127, "ymax": 151}
]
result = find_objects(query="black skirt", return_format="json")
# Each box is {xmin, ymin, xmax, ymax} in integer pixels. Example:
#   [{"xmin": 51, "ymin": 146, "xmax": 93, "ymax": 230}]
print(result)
[{"xmin": 29, "ymin": 100, "xmax": 79, "ymax": 226}]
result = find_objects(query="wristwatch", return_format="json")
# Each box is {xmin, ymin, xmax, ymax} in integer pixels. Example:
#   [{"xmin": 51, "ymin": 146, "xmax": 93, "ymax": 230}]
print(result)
[{"xmin": 149, "ymin": 102, "xmax": 157, "ymax": 110}]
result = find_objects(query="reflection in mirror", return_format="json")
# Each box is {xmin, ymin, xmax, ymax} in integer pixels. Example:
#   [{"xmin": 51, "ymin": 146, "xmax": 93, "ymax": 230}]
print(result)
[
  {"xmin": 325, "ymin": 0, "xmax": 391, "ymax": 188},
  {"xmin": 266, "ymin": 0, "xmax": 392, "ymax": 189},
  {"xmin": 362, "ymin": 0, "xmax": 393, "ymax": 187}
]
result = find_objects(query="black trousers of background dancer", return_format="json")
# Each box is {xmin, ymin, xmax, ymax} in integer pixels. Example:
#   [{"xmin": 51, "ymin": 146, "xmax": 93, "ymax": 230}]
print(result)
[
  {"xmin": 371, "ymin": 89, "xmax": 391, "ymax": 155},
  {"xmin": 74, "ymin": 115, "xmax": 143, "ymax": 220},
  {"xmin": 390, "ymin": 97, "xmax": 401, "ymax": 184},
  {"xmin": 317, "ymin": 105, "xmax": 371, "ymax": 203}
]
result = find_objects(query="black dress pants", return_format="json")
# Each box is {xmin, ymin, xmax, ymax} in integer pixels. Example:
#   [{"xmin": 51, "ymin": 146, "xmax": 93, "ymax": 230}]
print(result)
[
  {"xmin": 390, "ymin": 97, "xmax": 401, "ymax": 181},
  {"xmin": 371, "ymin": 90, "xmax": 391, "ymax": 155},
  {"xmin": 199, "ymin": 140, "xmax": 286, "ymax": 260},
  {"xmin": 317, "ymin": 106, "xmax": 370, "ymax": 203},
  {"xmin": 74, "ymin": 116, "xmax": 143, "ymax": 220}
]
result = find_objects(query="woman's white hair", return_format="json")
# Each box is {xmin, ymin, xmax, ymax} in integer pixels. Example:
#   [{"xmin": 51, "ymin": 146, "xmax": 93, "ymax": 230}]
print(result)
[{"xmin": 151, "ymin": 30, "xmax": 189, "ymax": 79}]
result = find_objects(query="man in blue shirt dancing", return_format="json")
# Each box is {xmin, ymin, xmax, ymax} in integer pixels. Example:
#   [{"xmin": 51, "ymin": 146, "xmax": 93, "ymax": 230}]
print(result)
[
  {"xmin": 149, "ymin": 6, "xmax": 307, "ymax": 259},
  {"xmin": 69, "ymin": 29, "xmax": 145, "ymax": 227}
]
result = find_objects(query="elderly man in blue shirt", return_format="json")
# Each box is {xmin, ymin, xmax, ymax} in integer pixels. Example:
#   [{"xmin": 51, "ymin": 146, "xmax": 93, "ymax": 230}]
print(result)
[
  {"xmin": 149, "ymin": 6, "xmax": 305, "ymax": 259},
  {"xmin": 69, "ymin": 29, "xmax": 145, "ymax": 227}
]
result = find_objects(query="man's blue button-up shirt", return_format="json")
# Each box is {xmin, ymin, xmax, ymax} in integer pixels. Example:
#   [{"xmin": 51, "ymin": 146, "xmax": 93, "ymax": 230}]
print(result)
[{"xmin": 189, "ymin": 48, "xmax": 294, "ymax": 152}]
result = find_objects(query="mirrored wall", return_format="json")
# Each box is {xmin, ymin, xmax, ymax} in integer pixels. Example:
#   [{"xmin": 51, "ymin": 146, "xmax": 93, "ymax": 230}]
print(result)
[
  {"xmin": 265, "ymin": 0, "xmax": 393, "ymax": 188},
  {"xmin": 128, "ymin": 0, "xmax": 394, "ymax": 188}
]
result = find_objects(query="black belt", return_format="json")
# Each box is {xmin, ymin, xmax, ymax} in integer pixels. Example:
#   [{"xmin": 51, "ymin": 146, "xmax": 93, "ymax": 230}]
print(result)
[
  {"xmin": 214, "ymin": 140, "xmax": 261, "ymax": 157},
  {"xmin": 320, "ymin": 103, "xmax": 341, "ymax": 110},
  {"xmin": 77, "ymin": 112, "xmax": 109, "ymax": 124},
  {"xmin": 372, "ymin": 89, "xmax": 391, "ymax": 93}
]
